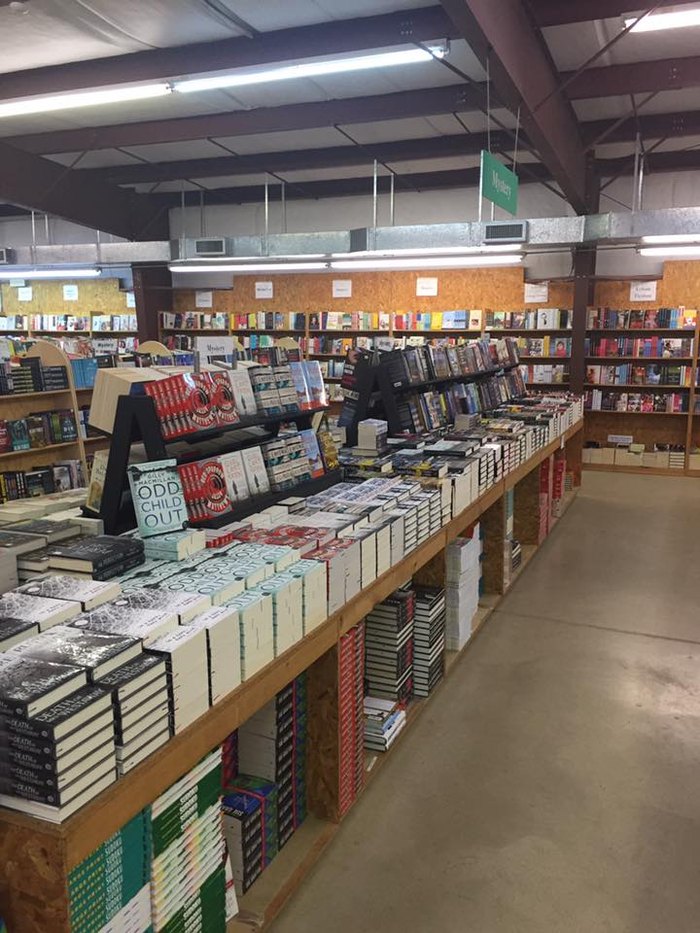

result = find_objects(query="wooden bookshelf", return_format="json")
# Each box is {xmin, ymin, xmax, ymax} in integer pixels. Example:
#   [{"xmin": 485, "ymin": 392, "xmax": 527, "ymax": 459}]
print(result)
[{"xmin": 0, "ymin": 420, "xmax": 583, "ymax": 933}]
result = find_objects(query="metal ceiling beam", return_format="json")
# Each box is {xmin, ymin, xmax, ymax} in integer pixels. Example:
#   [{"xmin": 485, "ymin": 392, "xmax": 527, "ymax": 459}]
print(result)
[
  {"xmin": 438, "ymin": 0, "xmax": 589, "ymax": 212},
  {"xmin": 529, "ymin": 0, "xmax": 682, "ymax": 27},
  {"xmin": 566, "ymin": 55, "xmax": 700, "ymax": 100},
  {"xmin": 8, "ymin": 84, "xmax": 480, "ymax": 155},
  {"xmin": 597, "ymin": 149, "xmax": 700, "ymax": 176},
  {"xmin": 0, "ymin": 140, "xmax": 168, "ymax": 239},
  {"xmin": 83, "ymin": 132, "xmax": 508, "ymax": 185},
  {"xmin": 0, "ymin": 7, "xmax": 456, "ymax": 101},
  {"xmin": 583, "ymin": 110, "xmax": 700, "ymax": 147}
]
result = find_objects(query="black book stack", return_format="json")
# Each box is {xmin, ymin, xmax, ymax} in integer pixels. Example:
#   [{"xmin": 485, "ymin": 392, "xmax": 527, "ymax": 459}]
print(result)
[
  {"xmin": 0, "ymin": 651, "xmax": 118, "ymax": 821},
  {"xmin": 364, "ymin": 585, "xmax": 415, "ymax": 702},
  {"xmin": 413, "ymin": 587, "xmax": 447, "ymax": 698},
  {"xmin": 96, "ymin": 653, "xmax": 170, "ymax": 776},
  {"xmin": 47, "ymin": 535, "xmax": 146, "ymax": 581}
]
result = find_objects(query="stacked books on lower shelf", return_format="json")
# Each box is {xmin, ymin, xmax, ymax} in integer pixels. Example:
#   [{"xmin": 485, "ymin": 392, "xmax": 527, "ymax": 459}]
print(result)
[
  {"xmin": 338, "ymin": 620, "xmax": 365, "ymax": 817},
  {"xmin": 363, "ymin": 696, "xmax": 407, "ymax": 752},
  {"xmin": 584, "ymin": 389, "xmax": 687, "ymax": 413},
  {"xmin": 364, "ymin": 585, "xmax": 415, "ymax": 702},
  {"xmin": 445, "ymin": 527, "xmax": 481, "ymax": 651},
  {"xmin": 413, "ymin": 586, "xmax": 446, "ymax": 697}
]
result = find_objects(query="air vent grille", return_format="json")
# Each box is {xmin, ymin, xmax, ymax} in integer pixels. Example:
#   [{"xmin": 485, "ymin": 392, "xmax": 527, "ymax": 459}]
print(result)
[
  {"xmin": 483, "ymin": 221, "xmax": 528, "ymax": 243},
  {"xmin": 193, "ymin": 238, "xmax": 227, "ymax": 256}
]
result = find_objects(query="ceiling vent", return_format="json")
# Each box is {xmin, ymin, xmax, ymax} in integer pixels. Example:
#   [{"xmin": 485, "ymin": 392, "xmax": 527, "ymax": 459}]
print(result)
[
  {"xmin": 0, "ymin": 247, "xmax": 14, "ymax": 264},
  {"xmin": 483, "ymin": 221, "xmax": 528, "ymax": 244},
  {"xmin": 192, "ymin": 237, "xmax": 228, "ymax": 257}
]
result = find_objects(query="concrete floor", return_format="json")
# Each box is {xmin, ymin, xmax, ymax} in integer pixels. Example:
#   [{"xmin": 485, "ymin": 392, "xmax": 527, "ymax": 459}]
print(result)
[{"xmin": 271, "ymin": 473, "xmax": 700, "ymax": 933}]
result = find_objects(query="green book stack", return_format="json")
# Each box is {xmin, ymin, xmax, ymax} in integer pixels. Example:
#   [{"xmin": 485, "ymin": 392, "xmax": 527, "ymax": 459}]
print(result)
[
  {"xmin": 68, "ymin": 809, "xmax": 152, "ymax": 933},
  {"xmin": 150, "ymin": 749, "xmax": 226, "ymax": 933}
]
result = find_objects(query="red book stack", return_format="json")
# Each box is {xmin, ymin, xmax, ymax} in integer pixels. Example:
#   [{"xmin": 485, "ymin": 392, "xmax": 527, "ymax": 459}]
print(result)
[{"xmin": 338, "ymin": 620, "xmax": 365, "ymax": 818}]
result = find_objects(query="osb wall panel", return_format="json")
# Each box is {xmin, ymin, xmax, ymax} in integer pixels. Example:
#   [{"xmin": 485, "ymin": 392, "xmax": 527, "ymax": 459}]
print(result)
[
  {"xmin": 595, "ymin": 261, "xmax": 700, "ymax": 309},
  {"xmin": 173, "ymin": 268, "xmax": 574, "ymax": 314},
  {"xmin": 1, "ymin": 279, "xmax": 127, "ymax": 316},
  {"xmin": 584, "ymin": 412, "xmax": 687, "ymax": 448}
]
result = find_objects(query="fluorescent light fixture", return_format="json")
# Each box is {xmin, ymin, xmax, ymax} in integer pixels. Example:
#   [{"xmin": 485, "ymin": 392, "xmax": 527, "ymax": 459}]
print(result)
[
  {"xmin": 174, "ymin": 45, "xmax": 447, "ymax": 94},
  {"xmin": 330, "ymin": 244, "xmax": 522, "ymax": 259},
  {"xmin": 638, "ymin": 246, "xmax": 700, "ymax": 258},
  {"xmin": 641, "ymin": 234, "xmax": 700, "ymax": 244},
  {"xmin": 0, "ymin": 268, "xmax": 101, "ymax": 280},
  {"xmin": 330, "ymin": 255, "xmax": 523, "ymax": 271},
  {"xmin": 169, "ymin": 262, "xmax": 329, "ymax": 273},
  {"xmin": 178, "ymin": 254, "xmax": 328, "ymax": 262},
  {"xmin": 0, "ymin": 84, "xmax": 170, "ymax": 120},
  {"xmin": 626, "ymin": 6, "xmax": 700, "ymax": 32}
]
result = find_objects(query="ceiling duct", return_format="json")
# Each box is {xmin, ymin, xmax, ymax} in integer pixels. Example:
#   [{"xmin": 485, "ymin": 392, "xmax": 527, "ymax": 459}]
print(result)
[{"xmin": 483, "ymin": 221, "xmax": 528, "ymax": 243}]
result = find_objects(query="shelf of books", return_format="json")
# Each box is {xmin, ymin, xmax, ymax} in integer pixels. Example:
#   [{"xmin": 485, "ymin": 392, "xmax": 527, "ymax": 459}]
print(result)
[
  {"xmin": 0, "ymin": 334, "xmax": 584, "ymax": 933},
  {"xmin": 1, "ymin": 313, "xmax": 138, "ymax": 349},
  {"xmin": 582, "ymin": 306, "xmax": 700, "ymax": 475}
]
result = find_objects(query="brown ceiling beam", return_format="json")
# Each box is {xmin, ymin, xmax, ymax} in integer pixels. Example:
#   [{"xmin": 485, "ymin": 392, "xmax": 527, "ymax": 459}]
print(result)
[
  {"xmin": 566, "ymin": 55, "xmax": 700, "ymax": 100},
  {"xmin": 583, "ymin": 110, "xmax": 700, "ymax": 147},
  {"xmin": 529, "ymin": 0, "xmax": 684, "ymax": 27},
  {"xmin": 84, "ymin": 132, "xmax": 509, "ymax": 185},
  {"xmin": 0, "ymin": 140, "xmax": 168, "ymax": 240},
  {"xmin": 597, "ymin": 149, "xmax": 700, "ymax": 176},
  {"xmin": 8, "ymin": 84, "xmax": 480, "ymax": 155},
  {"xmin": 0, "ymin": 7, "xmax": 456, "ymax": 101},
  {"xmin": 438, "ymin": 0, "xmax": 589, "ymax": 211}
]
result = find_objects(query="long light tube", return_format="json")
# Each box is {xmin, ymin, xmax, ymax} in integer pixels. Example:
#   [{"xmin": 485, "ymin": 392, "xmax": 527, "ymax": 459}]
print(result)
[
  {"xmin": 625, "ymin": 7, "xmax": 700, "ymax": 32},
  {"xmin": 173, "ymin": 45, "xmax": 447, "ymax": 94},
  {"xmin": 330, "ymin": 244, "xmax": 522, "ymax": 259},
  {"xmin": 0, "ymin": 268, "xmax": 101, "ymax": 280},
  {"xmin": 169, "ymin": 262, "xmax": 330, "ymax": 273},
  {"xmin": 0, "ymin": 85, "xmax": 171, "ymax": 120},
  {"xmin": 638, "ymin": 246, "xmax": 700, "ymax": 258},
  {"xmin": 641, "ymin": 234, "xmax": 700, "ymax": 244},
  {"xmin": 330, "ymin": 255, "xmax": 523, "ymax": 271}
]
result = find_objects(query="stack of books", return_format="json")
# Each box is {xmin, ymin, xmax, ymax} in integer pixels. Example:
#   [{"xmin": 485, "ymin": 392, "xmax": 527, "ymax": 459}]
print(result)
[
  {"xmin": 183, "ymin": 606, "xmax": 242, "ymax": 705},
  {"xmin": 364, "ymin": 586, "xmax": 415, "ymax": 702},
  {"xmin": 0, "ymin": 589, "xmax": 83, "ymax": 631},
  {"xmin": 68, "ymin": 810, "xmax": 152, "ymax": 933},
  {"xmin": 96, "ymin": 653, "xmax": 170, "ymax": 776},
  {"xmin": 338, "ymin": 620, "xmax": 365, "ymax": 817},
  {"xmin": 237, "ymin": 675, "xmax": 308, "ymax": 851},
  {"xmin": 148, "ymin": 625, "xmax": 210, "ymax": 735},
  {"xmin": 445, "ymin": 527, "xmax": 481, "ymax": 650},
  {"xmin": 224, "ymin": 774, "xmax": 279, "ymax": 871},
  {"xmin": 222, "ymin": 788, "xmax": 264, "ymax": 895},
  {"xmin": 413, "ymin": 587, "xmax": 446, "ymax": 697},
  {"xmin": 46, "ymin": 535, "xmax": 145, "ymax": 581},
  {"xmin": 0, "ymin": 657, "xmax": 117, "ymax": 820},
  {"xmin": 150, "ymin": 749, "xmax": 226, "ymax": 933},
  {"xmin": 363, "ymin": 696, "xmax": 407, "ymax": 752}
]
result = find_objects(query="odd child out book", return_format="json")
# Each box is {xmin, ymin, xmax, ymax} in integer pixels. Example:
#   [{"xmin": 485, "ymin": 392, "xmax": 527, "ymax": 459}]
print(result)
[{"xmin": 128, "ymin": 459, "xmax": 189, "ymax": 538}]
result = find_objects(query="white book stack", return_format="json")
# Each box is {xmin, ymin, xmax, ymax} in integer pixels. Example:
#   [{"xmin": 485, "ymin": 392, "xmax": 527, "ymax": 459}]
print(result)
[
  {"xmin": 224, "ymin": 590, "xmax": 274, "ymax": 680},
  {"xmin": 283, "ymin": 559, "xmax": 328, "ymax": 634},
  {"xmin": 148, "ymin": 627, "xmax": 210, "ymax": 735},
  {"xmin": 182, "ymin": 606, "xmax": 241, "ymax": 704},
  {"xmin": 98, "ymin": 884, "xmax": 152, "ymax": 933},
  {"xmin": 70, "ymin": 605, "xmax": 179, "ymax": 646},
  {"xmin": 445, "ymin": 527, "xmax": 482, "ymax": 651},
  {"xmin": 251, "ymin": 574, "xmax": 303, "ymax": 657},
  {"xmin": 109, "ymin": 588, "xmax": 212, "ymax": 623}
]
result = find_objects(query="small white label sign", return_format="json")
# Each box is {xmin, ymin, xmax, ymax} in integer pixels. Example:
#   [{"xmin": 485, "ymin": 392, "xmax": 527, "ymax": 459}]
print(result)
[
  {"xmin": 9, "ymin": 279, "xmax": 25, "ymax": 288},
  {"xmin": 63, "ymin": 284, "xmax": 79, "ymax": 302},
  {"xmin": 255, "ymin": 281, "xmax": 274, "ymax": 300},
  {"xmin": 17, "ymin": 287, "xmax": 32, "ymax": 302},
  {"xmin": 93, "ymin": 338, "xmax": 119, "ymax": 354},
  {"xmin": 332, "ymin": 279, "xmax": 353, "ymax": 299},
  {"xmin": 630, "ymin": 280, "xmax": 657, "ymax": 302},
  {"xmin": 194, "ymin": 336, "xmax": 236, "ymax": 360},
  {"xmin": 524, "ymin": 282, "xmax": 549, "ymax": 303},
  {"xmin": 195, "ymin": 290, "xmax": 213, "ymax": 309},
  {"xmin": 416, "ymin": 276, "xmax": 438, "ymax": 297},
  {"xmin": 125, "ymin": 291, "xmax": 136, "ymax": 309}
]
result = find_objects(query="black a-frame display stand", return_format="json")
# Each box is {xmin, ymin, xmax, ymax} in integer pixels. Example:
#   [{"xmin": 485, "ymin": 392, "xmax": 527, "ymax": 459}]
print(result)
[{"xmin": 90, "ymin": 395, "xmax": 339, "ymax": 535}]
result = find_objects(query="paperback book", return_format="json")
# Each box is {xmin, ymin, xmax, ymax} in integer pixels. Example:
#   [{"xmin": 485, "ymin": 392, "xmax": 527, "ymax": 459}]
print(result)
[{"xmin": 127, "ymin": 459, "xmax": 189, "ymax": 538}]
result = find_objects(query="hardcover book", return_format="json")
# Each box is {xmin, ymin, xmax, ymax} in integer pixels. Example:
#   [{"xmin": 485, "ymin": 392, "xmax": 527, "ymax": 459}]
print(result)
[
  {"xmin": 12, "ymin": 625, "xmax": 142, "ymax": 680},
  {"xmin": 128, "ymin": 459, "xmax": 189, "ymax": 538},
  {"xmin": 0, "ymin": 654, "xmax": 87, "ymax": 717}
]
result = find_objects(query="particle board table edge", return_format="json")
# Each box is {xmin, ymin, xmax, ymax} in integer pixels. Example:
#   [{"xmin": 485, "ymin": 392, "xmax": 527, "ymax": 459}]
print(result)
[{"xmin": 582, "ymin": 464, "xmax": 689, "ymax": 477}]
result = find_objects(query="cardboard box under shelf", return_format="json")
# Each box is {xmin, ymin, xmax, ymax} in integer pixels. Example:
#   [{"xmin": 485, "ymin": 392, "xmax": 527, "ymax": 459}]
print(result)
[
  {"xmin": 614, "ymin": 450, "xmax": 644, "ymax": 468},
  {"xmin": 688, "ymin": 453, "xmax": 700, "ymax": 470}
]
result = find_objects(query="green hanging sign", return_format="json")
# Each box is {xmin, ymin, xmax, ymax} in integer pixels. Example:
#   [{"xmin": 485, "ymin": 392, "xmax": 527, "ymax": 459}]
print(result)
[{"xmin": 480, "ymin": 150, "xmax": 519, "ymax": 215}]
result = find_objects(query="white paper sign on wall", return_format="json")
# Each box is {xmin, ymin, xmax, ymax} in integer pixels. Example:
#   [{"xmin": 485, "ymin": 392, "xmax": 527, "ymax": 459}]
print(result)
[
  {"xmin": 17, "ymin": 287, "xmax": 32, "ymax": 302},
  {"xmin": 255, "ymin": 281, "xmax": 274, "ymax": 300},
  {"xmin": 63, "ymin": 284, "xmax": 79, "ymax": 302},
  {"xmin": 416, "ymin": 277, "xmax": 438, "ymax": 297},
  {"xmin": 194, "ymin": 336, "xmax": 236, "ymax": 361},
  {"xmin": 195, "ymin": 290, "xmax": 213, "ymax": 309},
  {"xmin": 630, "ymin": 280, "xmax": 658, "ymax": 302},
  {"xmin": 125, "ymin": 291, "xmax": 136, "ymax": 308},
  {"xmin": 524, "ymin": 282, "xmax": 549, "ymax": 303},
  {"xmin": 332, "ymin": 279, "xmax": 353, "ymax": 299}
]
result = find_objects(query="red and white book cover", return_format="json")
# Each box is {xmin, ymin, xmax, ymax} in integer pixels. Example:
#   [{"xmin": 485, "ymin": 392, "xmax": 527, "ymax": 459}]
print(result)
[
  {"xmin": 210, "ymin": 371, "xmax": 241, "ymax": 427},
  {"xmin": 187, "ymin": 458, "xmax": 232, "ymax": 519}
]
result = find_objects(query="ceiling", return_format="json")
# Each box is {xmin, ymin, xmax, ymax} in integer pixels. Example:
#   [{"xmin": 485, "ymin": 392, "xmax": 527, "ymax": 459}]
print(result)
[{"xmin": 1, "ymin": 0, "xmax": 700, "ymax": 237}]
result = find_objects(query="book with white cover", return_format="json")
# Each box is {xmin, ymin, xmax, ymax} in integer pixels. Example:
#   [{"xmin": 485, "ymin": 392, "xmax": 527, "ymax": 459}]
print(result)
[
  {"xmin": 16, "ymin": 575, "xmax": 121, "ymax": 611},
  {"xmin": 0, "ymin": 592, "xmax": 82, "ymax": 631},
  {"xmin": 183, "ymin": 606, "xmax": 241, "ymax": 703},
  {"xmin": 10, "ymin": 625, "xmax": 142, "ymax": 681},
  {"xmin": 240, "ymin": 447, "xmax": 270, "ymax": 496},
  {"xmin": 227, "ymin": 370, "xmax": 257, "ymax": 418},
  {"xmin": 219, "ymin": 450, "xmax": 251, "ymax": 503},
  {"xmin": 109, "ymin": 588, "xmax": 211, "ymax": 623},
  {"xmin": 70, "ymin": 605, "xmax": 178, "ymax": 645}
]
